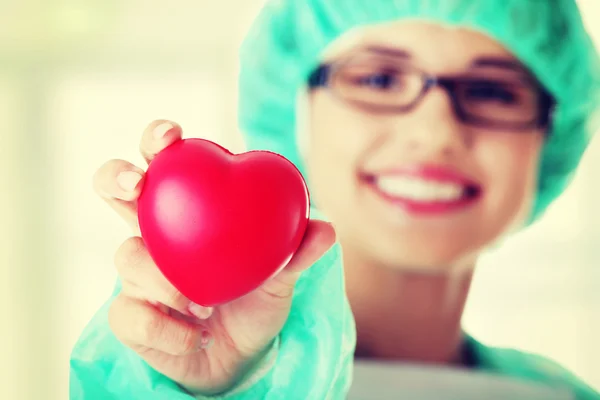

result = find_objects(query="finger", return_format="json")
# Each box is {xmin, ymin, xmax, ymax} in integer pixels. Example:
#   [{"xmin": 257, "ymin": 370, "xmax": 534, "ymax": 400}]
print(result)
[
  {"xmin": 114, "ymin": 237, "xmax": 214, "ymax": 319},
  {"xmin": 108, "ymin": 294, "xmax": 213, "ymax": 356},
  {"xmin": 93, "ymin": 159, "xmax": 144, "ymax": 233},
  {"xmin": 140, "ymin": 120, "xmax": 183, "ymax": 165},
  {"xmin": 122, "ymin": 281, "xmax": 209, "ymax": 325},
  {"xmin": 259, "ymin": 219, "xmax": 336, "ymax": 299},
  {"xmin": 122, "ymin": 280, "xmax": 213, "ymax": 323},
  {"xmin": 284, "ymin": 219, "xmax": 336, "ymax": 274}
]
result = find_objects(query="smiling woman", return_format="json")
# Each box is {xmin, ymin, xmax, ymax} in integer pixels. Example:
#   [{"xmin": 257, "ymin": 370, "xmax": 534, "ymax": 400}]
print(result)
[
  {"xmin": 235, "ymin": 0, "xmax": 600, "ymax": 397},
  {"xmin": 305, "ymin": 22, "xmax": 550, "ymax": 272}
]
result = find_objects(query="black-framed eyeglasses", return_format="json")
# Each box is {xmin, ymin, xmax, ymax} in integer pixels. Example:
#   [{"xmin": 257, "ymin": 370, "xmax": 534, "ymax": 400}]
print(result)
[{"xmin": 307, "ymin": 55, "xmax": 555, "ymax": 132}]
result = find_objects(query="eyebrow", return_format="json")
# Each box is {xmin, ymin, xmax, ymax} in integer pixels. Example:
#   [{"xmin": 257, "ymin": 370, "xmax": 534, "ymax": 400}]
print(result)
[
  {"xmin": 470, "ymin": 57, "xmax": 529, "ymax": 75},
  {"xmin": 361, "ymin": 46, "xmax": 529, "ymax": 75},
  {"xmin": 364, "ymin": 45, "xmax": 411, "ymax": 59}
]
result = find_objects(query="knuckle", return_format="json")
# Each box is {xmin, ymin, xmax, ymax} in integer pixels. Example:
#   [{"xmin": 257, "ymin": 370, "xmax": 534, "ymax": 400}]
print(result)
[
  {"xmin": 165, "ymin": 286, "xmax": 188, "ymax": 309},
  {"xmin": 114, "ymin": 237, "xmax": 146, "ymax": 276},
  {"xmin": 137, "ymin": 309, "xmax": 164, "ymax": 345},
  {"xmin": 266, "ymin": 286, "xmax": 295, "ymax": 301},
  {"xmin": 178, "ymin": 328, "xmax": 199, "ymax": 355},
  {"xmin": 92, "ymin": 159, "xmax": 120, "ymax": 196},
  {"xmin": 107, "ymin": 294, "xmax": 127, "ymax": 339},
  {"xmin": 262, "ymin": 275, "xmax": 295, "ymax": 301}
]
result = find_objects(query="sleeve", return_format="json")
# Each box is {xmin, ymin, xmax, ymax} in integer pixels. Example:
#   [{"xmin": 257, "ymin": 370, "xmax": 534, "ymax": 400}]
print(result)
[
  {"xmin": 473, "ymin": 337, "xmax": 600, "ymax": 400},
  {"xmin": 525, "ymin": 356, "xmax": 600, "ymax": 400},
  {"xmin": 70, "ymin": 230, "xmax": 356, "ymax": 400}
]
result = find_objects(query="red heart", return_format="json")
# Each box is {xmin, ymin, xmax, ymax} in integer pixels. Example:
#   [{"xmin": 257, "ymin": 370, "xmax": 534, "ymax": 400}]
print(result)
[{"xmin": 137, "ymin": 138, "xmax": 310, "ymax": 306}]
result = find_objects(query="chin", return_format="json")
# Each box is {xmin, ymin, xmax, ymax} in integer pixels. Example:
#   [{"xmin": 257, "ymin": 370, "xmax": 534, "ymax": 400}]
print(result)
[{"xmin": 367, "ymin": 238, "xmax": 481, "ymax": 273}]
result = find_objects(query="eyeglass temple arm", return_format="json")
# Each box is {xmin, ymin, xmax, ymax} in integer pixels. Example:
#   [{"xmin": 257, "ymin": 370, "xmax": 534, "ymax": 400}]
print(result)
[{"xmin": 308, "ymin": 65, "xmax": 331, "ymax": 88}]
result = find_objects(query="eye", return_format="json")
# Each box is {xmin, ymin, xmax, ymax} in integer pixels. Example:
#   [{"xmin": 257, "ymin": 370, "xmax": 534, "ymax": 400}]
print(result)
[
  {"xmin": 337, "ymin": 64, "xmax": 408, "ymax": 92},
  {"xmin": 463, "ymin": 81, "xmax": 518, "ymax": 104},
  {"xmin": 356, "ymin": 72, "xmax": 398, "ymax": 89}
]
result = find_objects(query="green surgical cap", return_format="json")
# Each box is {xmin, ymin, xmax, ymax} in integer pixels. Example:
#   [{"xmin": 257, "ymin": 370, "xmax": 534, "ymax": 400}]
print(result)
[{"xmin": 238, "ymin": 0, "xmax": 600, "ymax": 222}]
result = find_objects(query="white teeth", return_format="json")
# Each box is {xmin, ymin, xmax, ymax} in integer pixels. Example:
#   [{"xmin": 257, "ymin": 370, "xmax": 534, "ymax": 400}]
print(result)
[{"xmin": 375, "ymin": 177, "xmax": 465, "ymax": 202}]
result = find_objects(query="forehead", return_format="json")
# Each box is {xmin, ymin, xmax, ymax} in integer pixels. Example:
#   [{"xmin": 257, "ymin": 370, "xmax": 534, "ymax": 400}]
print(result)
[{"xmin": 321, "ymin": 20, "xmax": 521, "ymax": 74}]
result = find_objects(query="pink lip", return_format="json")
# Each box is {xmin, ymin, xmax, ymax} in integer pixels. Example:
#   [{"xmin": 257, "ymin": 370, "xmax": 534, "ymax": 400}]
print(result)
[{"xmin": 363, "ymin": 164, "xmax": 482, "ymax": 215}]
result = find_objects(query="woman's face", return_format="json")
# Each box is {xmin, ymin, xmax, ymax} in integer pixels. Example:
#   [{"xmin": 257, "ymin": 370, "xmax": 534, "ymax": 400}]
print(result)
[{"xmin": 306, "ymin": 21, "xmax": 546, "ymax": 271}]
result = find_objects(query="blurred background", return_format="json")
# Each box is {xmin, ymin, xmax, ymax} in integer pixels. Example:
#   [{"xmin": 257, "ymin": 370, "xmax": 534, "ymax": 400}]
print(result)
[{"xmin": 1, "ymin": 0, "xmax": 599, "ymax": 399}]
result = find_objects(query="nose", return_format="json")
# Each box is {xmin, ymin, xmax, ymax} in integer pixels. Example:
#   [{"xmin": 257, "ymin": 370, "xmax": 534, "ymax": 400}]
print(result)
[{"xmin": 394, "ymin": 86, "xmax": 470, "ymax": 158}]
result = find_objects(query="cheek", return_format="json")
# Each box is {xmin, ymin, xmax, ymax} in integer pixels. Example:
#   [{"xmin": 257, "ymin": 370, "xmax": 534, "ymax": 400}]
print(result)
[
  {"xmin": 305, "ymin": 94, "xmax": 373, "ymax": 204},
  {"xmin": 308, "ymin": 93, "xmax": 374, "ymax": 153},
  {"xmin": 477, "ymin": 134, "xmax": 543, "ymax": 224}
]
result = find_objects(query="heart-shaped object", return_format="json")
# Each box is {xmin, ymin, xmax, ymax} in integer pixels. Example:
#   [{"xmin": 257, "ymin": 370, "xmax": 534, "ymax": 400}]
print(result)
[{"xmin": 137, "ymin": 138, "xmax": 310, "ymax": 306}]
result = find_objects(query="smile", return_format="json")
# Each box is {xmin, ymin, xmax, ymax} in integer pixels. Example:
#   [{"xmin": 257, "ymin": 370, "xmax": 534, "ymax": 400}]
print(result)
[{"xmin": 362, "ymin": 165, "xmax": 482, "ymax": 215}]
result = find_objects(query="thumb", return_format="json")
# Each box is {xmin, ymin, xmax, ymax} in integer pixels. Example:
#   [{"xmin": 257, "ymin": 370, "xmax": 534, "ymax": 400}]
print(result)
[
  {"xmin": 259, "ymin": 220, "xmax": 336, "ymax": 300},
  {"xmin": 284, "ymin": 219, "xmax": 336, "ymax": 274}
]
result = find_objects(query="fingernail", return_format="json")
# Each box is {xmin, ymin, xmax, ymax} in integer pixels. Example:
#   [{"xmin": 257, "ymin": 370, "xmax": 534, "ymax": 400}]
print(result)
[
  {"xmin": 198, "ymin": 330, "xmax": 214, "ymax": 350},
  {"xmin": 188, "ymin": 303, "xmax": 214, "ymax": 320},
  {"xmin": 153, "ymin": 122, "xmax": 173, "ymax": 140},
  {"xmin": 117, "ymin": 171, "xmax": 142, "ymax": 192}
]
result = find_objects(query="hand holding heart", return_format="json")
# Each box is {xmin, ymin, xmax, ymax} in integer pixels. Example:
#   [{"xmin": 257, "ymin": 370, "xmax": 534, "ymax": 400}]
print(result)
[{"xmin": 93, "ymin": 120, "xmax": 335, "ymax": 395}]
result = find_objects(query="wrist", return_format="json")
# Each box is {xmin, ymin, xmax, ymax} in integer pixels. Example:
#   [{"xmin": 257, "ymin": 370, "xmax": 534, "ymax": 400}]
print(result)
[
  {"xmin": 185, "ymin": 335, "xmax": 280, "ymax": 399},
  {"xmin": 227, "ymin": 335, "xmax": 280, "ymax": 395}
]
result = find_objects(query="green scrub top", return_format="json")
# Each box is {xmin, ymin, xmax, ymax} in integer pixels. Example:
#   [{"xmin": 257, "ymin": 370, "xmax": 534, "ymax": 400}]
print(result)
[{"xmin": 70, "ymin": 285, "xmax": 599, "ymax": 400}]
